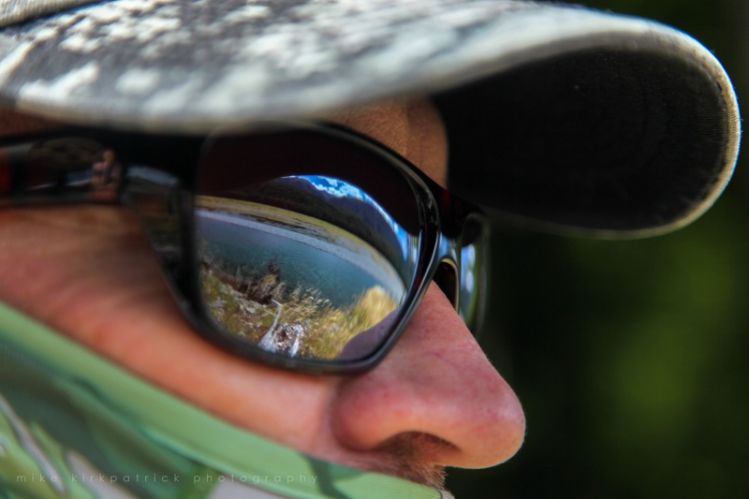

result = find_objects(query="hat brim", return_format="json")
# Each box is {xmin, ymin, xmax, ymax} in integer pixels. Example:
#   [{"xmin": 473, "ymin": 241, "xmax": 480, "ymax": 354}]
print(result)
[{"xmin": 0, "ymin": 0, "xmax": 740, "ymax": 236}]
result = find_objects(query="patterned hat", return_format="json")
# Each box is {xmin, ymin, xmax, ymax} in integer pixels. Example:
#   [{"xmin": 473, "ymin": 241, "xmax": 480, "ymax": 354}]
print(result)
[{"xmin": 0, "ymin": 0, "xmax": 741, "ymax": 236}]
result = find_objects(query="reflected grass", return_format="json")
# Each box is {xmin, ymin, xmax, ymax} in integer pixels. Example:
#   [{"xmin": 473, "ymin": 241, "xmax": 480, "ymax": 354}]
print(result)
[{"xmin": 200, "ymin": 264, "xmax": 397, "ymax": 360}]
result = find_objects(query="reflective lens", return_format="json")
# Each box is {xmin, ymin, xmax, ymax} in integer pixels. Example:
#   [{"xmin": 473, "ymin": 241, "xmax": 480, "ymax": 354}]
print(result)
[
  {"xmin": 195, "ymin": 132, "xmax": 423, "ymax": 363},
  {"xmin": 458, "ymin": 215, "xmax": 489, "ymax": 331}
]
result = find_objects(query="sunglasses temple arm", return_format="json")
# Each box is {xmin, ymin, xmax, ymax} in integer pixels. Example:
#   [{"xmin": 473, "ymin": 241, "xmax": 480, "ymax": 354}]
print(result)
[
  {"xmin": 0, "ymin": 141, "xmax": 122, "ymax": 207},
  {"xmin": 121, "ymin": 167, "xmax": 189, "ymax": 280}
]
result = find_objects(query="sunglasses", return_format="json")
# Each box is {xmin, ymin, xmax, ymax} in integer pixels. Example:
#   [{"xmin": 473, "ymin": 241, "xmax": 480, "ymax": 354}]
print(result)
[{"xmin": 0, "ymin": 122, "xmax": 488, "ymax": 373}]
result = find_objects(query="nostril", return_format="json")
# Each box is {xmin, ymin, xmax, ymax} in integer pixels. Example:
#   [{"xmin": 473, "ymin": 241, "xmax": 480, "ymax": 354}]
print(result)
[
  {"xmin": 376, "ymin": 431, "xmax": 460, "ymax": 459},
  {"xmin": 433, "ymin": 260, "xmax": 458, "ymax": 309}
]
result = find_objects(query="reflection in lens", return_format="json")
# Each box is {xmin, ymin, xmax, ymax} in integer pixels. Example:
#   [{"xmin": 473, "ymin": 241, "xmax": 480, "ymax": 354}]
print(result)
[
  {"xmin": 195, "ymin": 175, "xmax": 419, "ymax": 361},
  {"xmin": 458, "ymin": 216, "xmax": 488, "ymax": 331}
]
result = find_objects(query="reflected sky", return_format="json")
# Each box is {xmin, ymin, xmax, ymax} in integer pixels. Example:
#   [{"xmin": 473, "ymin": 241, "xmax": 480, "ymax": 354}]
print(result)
[{"xmin": 461, "ymin": 245, "xmax": 476, "ymax": 295}]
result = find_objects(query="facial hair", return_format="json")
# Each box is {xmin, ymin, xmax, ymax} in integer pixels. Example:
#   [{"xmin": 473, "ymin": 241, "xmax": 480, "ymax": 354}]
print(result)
[{"xmin": 363, "ymin": 432, "xmax": 456, "ymax": 489}]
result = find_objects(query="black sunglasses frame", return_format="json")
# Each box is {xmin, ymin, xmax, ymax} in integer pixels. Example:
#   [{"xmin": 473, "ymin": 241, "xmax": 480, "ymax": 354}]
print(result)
[{"xmin": 0, "ymin": 122, "xmax": 486, "ymax": 373}]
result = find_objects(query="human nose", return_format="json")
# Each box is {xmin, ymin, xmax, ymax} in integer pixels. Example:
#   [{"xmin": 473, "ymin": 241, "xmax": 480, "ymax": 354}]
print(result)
[{"xmin": 331, "ymin": 283, "xmax": 525, "ymax": 468}]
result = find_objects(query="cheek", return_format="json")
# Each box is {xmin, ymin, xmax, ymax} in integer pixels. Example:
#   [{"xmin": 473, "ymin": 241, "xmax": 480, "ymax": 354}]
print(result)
[{"xmin": 0, "ymin": 207, "xmax": 339, "ymax": 452}]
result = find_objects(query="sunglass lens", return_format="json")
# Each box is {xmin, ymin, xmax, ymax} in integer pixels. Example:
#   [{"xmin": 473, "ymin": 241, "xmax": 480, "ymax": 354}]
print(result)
[{"xmin": 194, "ymin": 132, "xmax": 423, "ymax": 363}]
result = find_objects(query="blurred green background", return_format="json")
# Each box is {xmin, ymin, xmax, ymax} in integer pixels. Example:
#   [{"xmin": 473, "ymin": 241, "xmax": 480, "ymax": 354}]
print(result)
[{"xmin": 448, "ymin": 0, "xmax": 748, "ymax": 498}]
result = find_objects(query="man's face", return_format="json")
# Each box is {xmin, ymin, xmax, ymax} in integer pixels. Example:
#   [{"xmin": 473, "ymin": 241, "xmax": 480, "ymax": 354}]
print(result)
[{"xmin": 0, "ymin": 99, "xmax": 525, "ymax": 488}]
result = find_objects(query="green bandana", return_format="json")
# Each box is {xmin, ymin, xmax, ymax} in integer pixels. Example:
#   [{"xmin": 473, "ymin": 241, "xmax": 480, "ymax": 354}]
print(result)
[{"xmin": 0, "ymin": 302, "xmax": 444, "ymax": 498}]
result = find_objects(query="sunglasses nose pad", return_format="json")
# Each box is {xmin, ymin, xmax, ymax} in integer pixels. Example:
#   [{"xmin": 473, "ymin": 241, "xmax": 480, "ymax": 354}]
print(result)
[{"xmin": 433, "ymin": 259, "xmax": 459, "ymax": 310}]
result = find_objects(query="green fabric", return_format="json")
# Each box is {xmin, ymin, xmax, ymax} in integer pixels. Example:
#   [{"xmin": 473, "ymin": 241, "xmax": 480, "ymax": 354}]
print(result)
[{"xmin": 0, "ymin": 301, "xmax": 441, "ymax": 499}]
